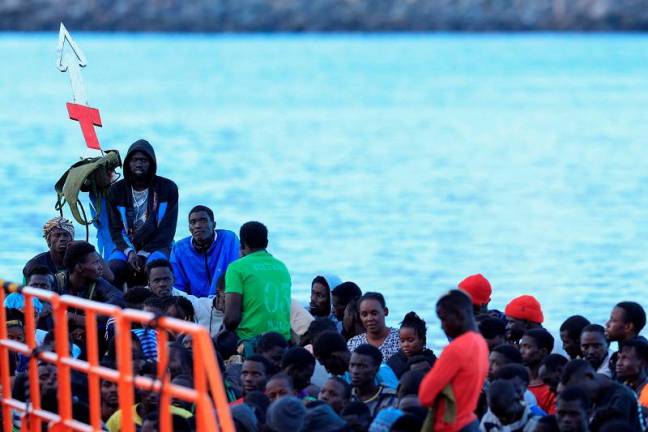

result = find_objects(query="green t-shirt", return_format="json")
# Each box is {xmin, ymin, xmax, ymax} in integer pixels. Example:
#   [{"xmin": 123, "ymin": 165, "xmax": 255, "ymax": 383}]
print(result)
[{"xmin": 225, "ymin": 250, "xmax": 292, "ymax": 340}]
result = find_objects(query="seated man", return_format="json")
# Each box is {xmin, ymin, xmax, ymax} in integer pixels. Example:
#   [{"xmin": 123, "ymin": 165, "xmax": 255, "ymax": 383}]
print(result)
[
  {"xmin": 481, "ymin": 379, "xmax": 540, "ymax": 432},
  {"xmin": 555, "ymin": 386, "xmax": 591, "ymax": 432},
  {"xmin": 520, "ymin": 328, "xmax": 556, "ymax": 414},
  {"xmin": 107, "ymin": 139, "xmax": 178, "ymax": 287},
  {"xmin": 170, "ymin": 205, "xmax": 239, "ymax": 297},
  {"xmin": 25, "ymin": 216, "xmax": 74, "ymax": 276},
  {"xmin": 349, "ymin": 344, "xmax": 397, "ymax": 419},
  {"xmin": 615, "ymin": 337, "xmax": 648, "ymax": 406},
  {"xmin": 224, "ymin": 221, "xmax": 291, "ymax": 342}
]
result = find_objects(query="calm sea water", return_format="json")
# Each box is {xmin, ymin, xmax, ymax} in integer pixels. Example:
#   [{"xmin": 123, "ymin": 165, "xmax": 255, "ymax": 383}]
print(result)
[{"xmin": 1, "ymin": 33, "xmax": 647, "ymax": 350}]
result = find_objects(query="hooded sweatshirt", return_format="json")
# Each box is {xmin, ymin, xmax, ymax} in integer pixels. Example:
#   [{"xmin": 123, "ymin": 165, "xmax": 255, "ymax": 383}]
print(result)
[{"xmin": 107, "ymin": 140, "xmax": 178, "ymax": 255}]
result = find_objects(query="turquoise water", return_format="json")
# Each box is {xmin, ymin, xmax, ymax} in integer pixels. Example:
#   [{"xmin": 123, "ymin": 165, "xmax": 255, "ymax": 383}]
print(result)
[{"xmin": 1, "ymin": 33, "xmax": 647, "ymax": 349}]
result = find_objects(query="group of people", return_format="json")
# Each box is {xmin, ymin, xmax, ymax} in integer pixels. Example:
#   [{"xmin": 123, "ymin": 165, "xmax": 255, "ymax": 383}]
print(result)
[{"xmin": 4, "ymin": 139, "xmax": 648, "ymax": 432}]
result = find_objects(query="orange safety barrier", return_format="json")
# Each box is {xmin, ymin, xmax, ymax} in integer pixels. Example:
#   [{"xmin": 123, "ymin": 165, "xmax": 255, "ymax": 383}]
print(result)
[{"xmin": 0, "ymin": 281, "xmax": 235, "ymax": 432}]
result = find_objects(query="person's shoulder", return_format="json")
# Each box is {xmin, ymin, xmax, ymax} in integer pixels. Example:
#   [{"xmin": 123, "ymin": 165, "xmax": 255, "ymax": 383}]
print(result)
[
  {"xmin": 108, "ymin": 178, "xmax": 127, "ymax": 193},
  {"xmin": 216, "ymin": 229, "xmax": 239, "ymax": 245},
  {"xmin": 154, "ymin": 175, "xmax": 178, "ymax": 189},
  {"xmin": 173, "ymin": 236, "xmax": 193, "ymax": 252}
]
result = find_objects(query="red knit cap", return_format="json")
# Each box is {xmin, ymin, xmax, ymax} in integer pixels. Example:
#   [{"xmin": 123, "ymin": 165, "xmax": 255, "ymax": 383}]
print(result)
[
  {"xmin": 505, "ymin": 295, "xmax": 544, "ymax": 324},
  {"xmin": 458, "ymin": 274, "xmax": 492, "ymax": 306}
]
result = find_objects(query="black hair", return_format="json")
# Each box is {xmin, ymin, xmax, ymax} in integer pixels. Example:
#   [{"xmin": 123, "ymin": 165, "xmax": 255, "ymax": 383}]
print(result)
[
  {"xmin": 312, "ymin": 275, "xmax": 330, "ymax": 290},
  {"xmin": 559, "ymin": 315, "xmax": 591, "ymax": 341},
  {"xmin": 616, "ymin": 301, "xmax": 647, "ymax": 334},
  {"xmin": 492, "ymin": 344, "xmax": 523, "ymax": 364},
  {"xmin": 146, "ymin": 258, "xmax": 173, "ymax": 275},
  {"xmin": 327, "ymin": 376, "xmax": 352, "ymax": 399},
  {"xmin": 63, "ymin": 241, "xmax": 96, "ymax": 272},
  {"xmin": 558, "ymin": 385, "xmax": 591, "ymax": 412},
  {"xmin": 391, "ymin": 413, "xmax": 423, "ymax": 432},
  {"xmin": 143, "ymin": 296, "xmax": 165, "ymax": 309},
  {"xmin": 358, "ymin": 292, "xmax": 386, "ymax": 310},
  {"xmin": 331, "ymin": 282, "xmax": 362, "ymax": 304},
  {"xmin": 213, "ymin": 330, "xmax": 238, "ymax": 360},
  {"xmin": 188, "ymin": 205, "xmax": 214, "ymax": 223},
  {"xmin": 487, "ymin": 379, "xmax": 518, "ymax": 404},
  {"xmin": 478, "ymin": 317, "xmax": 506, "ymax": 339},
  {"xmin": 492, "ymin": 364, "xmax": 530, "ymax": 385},
  {"xmin": 400, "ymin": 312, "xmax": 427, "ymax": 344},
  {"xmin": 124, "ymin": 287, "xmax": 155, "ymax": 307},
  {"xmin": 246, "ymin": 354, "xmax": 274, "ymax": 375},
  {"xmin": 267, "ymin": 372, "xmax": 294, "ymax": 389},
  {"xmin": 397, "ymin": 370, "xmax": 425, "ymax": 397},
  {"xmin": 23, "ymin": 263, "xmax": 52, "ymax": 280},
  {"xmin": 353, "ymin": 344, "xmax": 382, "ymax": 367},
  {"xmin": 620, "ymin": 338, "xmax": 648, "ymax": 363},
  {"xmin": 560, "ymin": 359, "xmax": 594, "ymax": 385},
  {"xmin": 524, "ymin": 328, "xmax": 554, "ymax": 353},
  {"xmin": 160, "ymin": 296, "xmax": 195, "ymax": 322},
  {"xmin": 341, "ymin": 401, "xmax": 370, "ymax": 417},
  {"xmin": 581, "ymin": 323, "xmax": 606, "ymax": 336},
  {"xmin": 281, "ymin": 347, "xmax": 315, "ymax": 370},
  {"xmin": 256, "ymin": 332, "xmax": 288, "ymax": 353},
  {"xmin": 313, "ymin": 331, "xmax": 348, "ymax": 360},
  {"xmin": 239, "ymin": 221, "xmax": 268, "ymax": 250},
  {"xmin": 540, "ymin": 353, "xmax": 569, "ymax": 371},
  {"xmin": 436, "ymin": 289, "xmax": 473, "ymax": 317},
  {"xmin": 301, "ymin": 318, "xmax": 338, "ymax": 347},
  {"xmin": 168, "ymin": 344, "xmax": 193, "ymax": 374}
]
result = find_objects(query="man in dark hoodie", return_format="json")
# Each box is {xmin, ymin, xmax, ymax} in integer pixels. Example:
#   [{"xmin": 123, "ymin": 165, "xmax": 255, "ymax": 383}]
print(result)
[{"xmin": 107, "ymin": 139, "xmax": 179, "ymax": 287}]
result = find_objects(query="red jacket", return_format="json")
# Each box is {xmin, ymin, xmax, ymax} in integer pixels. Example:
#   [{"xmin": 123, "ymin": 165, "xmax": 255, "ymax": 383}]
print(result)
[{"xmin": 419, "ymin": 331, "xmax": 489, "ymax": 431}]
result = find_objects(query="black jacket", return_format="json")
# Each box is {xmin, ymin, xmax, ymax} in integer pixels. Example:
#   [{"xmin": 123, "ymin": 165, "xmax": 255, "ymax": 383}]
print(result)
[
  {"xmin": 107, "ymin": 140, "xmax": 178, "ymax": 254},
  {"xmin": 57, "ymin": 273, "xmax": 125, "ymax": 307},
  {"xmin": 386, "ymin": 348, "xmax": 437, "ymax": 379}
]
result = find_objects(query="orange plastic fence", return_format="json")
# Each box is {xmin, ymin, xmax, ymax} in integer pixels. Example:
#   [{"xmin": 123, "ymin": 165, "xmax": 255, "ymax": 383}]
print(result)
[{"xmin": 0, "ymin": 281, "xmax": 235, "ymax": 432}]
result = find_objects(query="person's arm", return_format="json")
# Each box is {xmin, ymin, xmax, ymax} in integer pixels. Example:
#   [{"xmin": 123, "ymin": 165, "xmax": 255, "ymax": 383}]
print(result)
[
  {"xmin": 224, "ymin": 293, "xmax": 242, "ymax": 331},
  {"xmin": 98, "ymin": 281, "xmax": 126, "ymax": 307},
  {"xmin": 170, "ymin": 245, "xmax": 188, "ymax": 293},
  {"xmin": 418, "ymin": 343, "xmax": 460, "ymax": 407},
  {"xmin": 145, "ymin": 181, "xmax": 178, "ymax": 252},
  {"xmin": 107, "ymin": 184, "xmax": 132, "ymax": 254}
]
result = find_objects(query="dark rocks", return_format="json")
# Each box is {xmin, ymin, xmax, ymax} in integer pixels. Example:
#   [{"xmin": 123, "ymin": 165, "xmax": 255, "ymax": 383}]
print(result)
[{"xmin": 1, "ymin": 0, "xmax": 647, "ymax": 32}]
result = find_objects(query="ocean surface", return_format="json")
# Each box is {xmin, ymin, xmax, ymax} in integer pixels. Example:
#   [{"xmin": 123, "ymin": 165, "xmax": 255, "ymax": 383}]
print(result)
[{"xmin": 1, "ymin": 33, "xmax": 647, "ymax": 350}]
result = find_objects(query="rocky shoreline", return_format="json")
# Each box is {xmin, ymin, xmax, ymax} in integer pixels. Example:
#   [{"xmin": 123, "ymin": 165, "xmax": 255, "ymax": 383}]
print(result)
[{"xmin": 1, "ymin": 0, "xmax": 647, "ymax": 32}]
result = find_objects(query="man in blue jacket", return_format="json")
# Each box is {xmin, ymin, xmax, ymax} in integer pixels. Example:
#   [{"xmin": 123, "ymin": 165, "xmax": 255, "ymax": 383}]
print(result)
[
  {"xmin": 170, "ymin": 205, "xmax": 239, "ymax": 297},
  {"xmin": 107, "ymin": 139, "xmax": 179, "ymax": 287}
]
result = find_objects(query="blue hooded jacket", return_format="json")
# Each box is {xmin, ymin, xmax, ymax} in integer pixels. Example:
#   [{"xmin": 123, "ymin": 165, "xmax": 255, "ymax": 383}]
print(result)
[{"xmin": 170, "ymin": 229, "xmax": 240, "ymax": 297}]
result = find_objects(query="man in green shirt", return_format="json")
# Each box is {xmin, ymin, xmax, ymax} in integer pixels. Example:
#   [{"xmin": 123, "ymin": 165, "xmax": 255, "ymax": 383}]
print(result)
[{"xmin": 224, "ymin": 221, "xmax": 292, "ymax": 341}]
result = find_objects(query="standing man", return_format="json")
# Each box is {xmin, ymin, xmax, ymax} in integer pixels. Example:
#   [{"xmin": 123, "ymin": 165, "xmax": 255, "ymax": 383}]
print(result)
[
  {"xmin": 107, "ymin": 139, "xmax": 178, "ymax": 287},
  {"xmin": 419, "ymin": 290, "xmax": 489, "ymax": 431},
  {"xmin": 170, "ymin": 205, "xmax": 239, "ymax": 297},
  {"xmin": 224, "ymin": 221, "xmax": 291, "ymax": 343},
  {"xmin": 26, "ymin": 217, "xmax": 75, "ymax": 275}
]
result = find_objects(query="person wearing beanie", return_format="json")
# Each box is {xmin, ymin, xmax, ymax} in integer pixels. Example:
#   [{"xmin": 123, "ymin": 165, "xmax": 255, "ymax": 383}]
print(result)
[
  {"xmin": 504, "ymin": 295, "xmax": 544, "ymax": 344},
  {"xmin": 266, "ymin": 396, "xmax": 306, "ymax": 432},
  {"xmin": 458, "ymin": 273, "xmax": 492, "ymax": 314}
]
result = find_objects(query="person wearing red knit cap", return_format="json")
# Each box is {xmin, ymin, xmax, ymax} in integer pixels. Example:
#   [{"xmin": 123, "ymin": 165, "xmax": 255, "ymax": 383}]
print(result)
[
  {"xmin": 504, "ymin": 295, "xmax": 544, "ymax": 345},
  {"xmin": 458, "ymin": 273, "xmax": 492, "ymax": 315}
]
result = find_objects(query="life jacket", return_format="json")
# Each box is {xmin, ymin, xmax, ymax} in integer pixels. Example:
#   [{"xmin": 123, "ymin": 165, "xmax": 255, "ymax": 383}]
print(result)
[{"xmin": 54, "ymin": 150, "xmax": 121, "ymax": 226}]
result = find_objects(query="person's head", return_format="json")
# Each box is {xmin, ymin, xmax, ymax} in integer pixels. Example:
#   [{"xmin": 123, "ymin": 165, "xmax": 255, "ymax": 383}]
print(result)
[
  {"xmin": 606, "ymin": 301, "xmax": 646, "ymax": 342},
  {"xmin": 256, "ymin": 332, "xmax": 288, "ymax": 369},
  {"xmin": 239, "ymin": 221, "xmax": 268, "ymax": 256},
  {"xmin": 318, "ymin": 376, "xmax": 351, "ymax": 413},
  {"xmin": 399, "ymin": 311, "xmax": 426, "ymax": 357},
  {"xmin": 6, "ymin": 317, "xmax": 25, "ymax": 343},
  {"xmin": 539, "ymin": 354, "xmax": 569, "ymax": 394},
  {"xmin": 241, "ymin": 355, "xmax": 272, "ymax": 396},
  {"xmin": 349, "ymin": 344, "xmax": 381, "ymax": 389},
  {"xmin": 310, "ymin": 275, "xmax": 340, "ymax": 317},
  {"xmin": 556, "ymin": 386, "xmax": 591, "ymax": 432},
  {"xmin": 266, "ymin": 396, "xmax": 306, "ymax": 432},
  {"xmin": 265, "ymin": 373, "xmax": 294, "ymax": 402},
  {"xmin": 313, "ymin": 330, "xmax": 350, "ymax": 376},
  {"xmin": 331, "ymin": 282, "xmax": 362, "ymax": 321},
  {"xmin": 188, "ymin": 205, "xmax": 215, "ymax": 243},
  {"xmin": 479, "ymin": 317, "xmax": 507, "ymax": 351},
  {"xmin": 38, "ymin": 362, "xmax": 58, "ymax": 398},
  {"xmin": 123, "ymin": 287, "xmax": 156, "ymax": 309},
  {"xmin": 492, "ymin": 364, "xmax": 531, "ymax": 399},
  {"xmin": 143, "ymin": 296, "xmax": 164, "ymax": 315},
  {"xmin": 343, "ymin": 298, "xmax": 364, "ymax": 339},
  {"xmin": 488, "ymin": 379, "xmax": 525, "ymax": 426},
  {"xmin": 146, "ymin": 259, "xmax": 175, "ymax": 297},
  {"xmin": 300, "ymin": 317, "xmax": 337, "ymax": 347},
  {"xmin": 559, "ymin": 315, "xmax": 591, "ymax": 360},
  {"xmin": 615, "ymin": 337, "xmax": 648, "ymax": 382},
  {"xmin": 358, "ymin": 292, "xmax": 388, "ymax": 336},
  {"xmin": 170, "ymin": 375, "xmax": 194, "ymax": 412},
  {"xmin": 341, "ymin": 401, "xmax": 371, "ymax": 432},
  {"xmin": 458, "ymin": 273, "xmax": 492, "ymax": 312},
  {"xmin": 125, "ymin": 140, "xmax": 155, "ymax": 182},
  {"xmin": 560, "ymin": 359, "xmax": 600, "ymax": 402},
  {"xmin": 160, "ymin": 296, "xmax": 195, "ymax": 322},
  {"xmin": 63, "ymin": 241, "xmax": 102, "ymax": 280},
  {"xmin": 504, "ymin": 295, "xmax": 544, "ymax": 343},
  {"xmin": 281, "ymin": 347, "xmax": 315, "ymax": 391},
  {"xmin": 24, "ymin": 264, "xmax": 53, "ymax": 290},
  {"xmin": 100, "ymin": 361, "xmax": 119, "ymax": 412},
  {"xmin": 489, "ymin": 344, "xmax": 523, "ymax": 380},
  {"xmin": 4, "ymin": 295, "xmax": 43, "ymax": 321},
  {"xmin": 436, "ymin": 289, "xmax": 475, "ymax": 339},
  {"xmin": 167, "ymin": 343, "xmax": 192, "ymax": 379},
  {"xmin": 579, "ymin": 324, "xmax": 609, "ymax": 371},
  {"xmin": 138, "ymin": 362, "xmax": 162, "ymax": 415},
  {"xmin": 141, "ymin": 412, "xmax": 193, "ymax": 432},
  {"xmin": 43, "ymin": 216, "xmax": 74, "ymax": 255},
  {"xmin": 519, "ymin": 328, "xmax": 554, "ymax": 368},
  {"xmin": 397, "ymin": 370, "xmax": 425, "ymax": 400}
]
